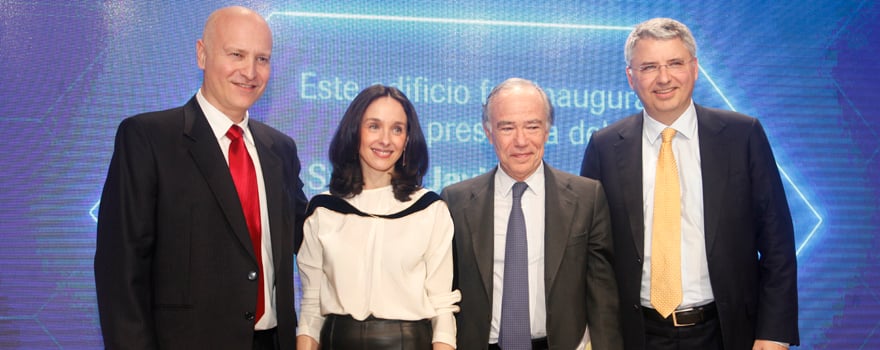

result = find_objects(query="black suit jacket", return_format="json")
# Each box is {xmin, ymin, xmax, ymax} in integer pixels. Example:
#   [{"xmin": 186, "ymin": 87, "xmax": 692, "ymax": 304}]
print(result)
[
  {"xmin": 95, "ymin": 96, "xmax": 308, "ymax": 349},
  {"xmin": 441, "ymin": 164, "xmax": 623, "ymax": 350},
  {"xmin": 580, "ymin": 104, "xmax": 799, "ymax": 349}
]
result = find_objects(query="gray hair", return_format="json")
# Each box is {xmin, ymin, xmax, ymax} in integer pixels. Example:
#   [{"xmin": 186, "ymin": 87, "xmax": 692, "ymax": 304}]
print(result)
[
  {"xmin": 482, "ymin": 78, "xmax": 554, "ymax": 130},
  {"xmin": 624, "ymin": 18, "xmax": 697, "ymax": 66}
]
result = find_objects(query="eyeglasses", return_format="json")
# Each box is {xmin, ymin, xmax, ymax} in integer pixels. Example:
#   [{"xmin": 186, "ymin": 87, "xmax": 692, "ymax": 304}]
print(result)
[{"xmin": 629, "ymin": 58, "xmax": 695, "ymax": 75}]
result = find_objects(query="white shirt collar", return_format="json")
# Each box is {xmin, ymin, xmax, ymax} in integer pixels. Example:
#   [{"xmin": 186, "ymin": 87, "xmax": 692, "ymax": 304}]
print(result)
[
  {"xmin": 196, "ymin": 88, "xmax": 251, "ymax": 140},
  {"xmin": 494, "ymin": 161, "xmax": 545, "ymax": 198},
  {"xmin": 643, "ymin": 100, "xmax": 697, "ymax": 145}
]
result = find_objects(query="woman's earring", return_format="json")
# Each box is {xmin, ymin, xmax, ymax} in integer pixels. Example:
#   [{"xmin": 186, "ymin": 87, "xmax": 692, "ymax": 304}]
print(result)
[{"xmin": 401, "ymin": 148, "xmax": 407, "ymax": 167}]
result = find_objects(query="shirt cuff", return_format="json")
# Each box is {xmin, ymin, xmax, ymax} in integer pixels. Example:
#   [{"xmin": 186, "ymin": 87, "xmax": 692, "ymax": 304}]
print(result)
[{"xmin": 431, "ymin": 312, "xmax": 457, "ymax": 348}]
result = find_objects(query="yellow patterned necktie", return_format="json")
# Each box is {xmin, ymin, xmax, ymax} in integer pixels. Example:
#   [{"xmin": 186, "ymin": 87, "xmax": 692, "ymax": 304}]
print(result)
[{"xmin": 650, "ymin": 127, "xmax": 682, "ymax": 318}]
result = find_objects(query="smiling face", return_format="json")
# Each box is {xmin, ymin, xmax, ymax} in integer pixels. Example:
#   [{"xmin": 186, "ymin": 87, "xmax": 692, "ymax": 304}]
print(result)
[
  {"xmin": 484, "ymin": 86, "xmax": 550, "ymax": 182},
  {"xmin": 197, "ymin": 7, "xmax": 272, "ymax": 123},
  {"xmin": 358, "ymin": 97, "xmax": 408, "ymax": 188},
  {"xmin": 626, "ymin": 37, "xmax": 699, "ymax": 125}
]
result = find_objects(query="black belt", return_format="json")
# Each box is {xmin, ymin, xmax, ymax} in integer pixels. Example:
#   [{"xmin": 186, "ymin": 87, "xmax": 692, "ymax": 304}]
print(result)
[
  {"xmin": 642, "ymin": 302, "xmax": 717, "ymax": 327},
  {"xmin": 489, "ymin": 337, "xmax": 548, "ymax": 350}
]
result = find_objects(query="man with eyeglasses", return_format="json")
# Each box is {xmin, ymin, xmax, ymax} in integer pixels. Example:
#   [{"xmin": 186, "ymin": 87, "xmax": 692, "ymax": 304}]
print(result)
[{"xmin": 580, "ymin": 18, "xmax": 798, "ymax": 350}]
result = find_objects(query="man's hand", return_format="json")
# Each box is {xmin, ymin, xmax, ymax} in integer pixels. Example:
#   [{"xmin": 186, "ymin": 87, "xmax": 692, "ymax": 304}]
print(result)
[
  {"xmin": 753, "ymin": 339, "xmax": 788, "ymax": 350},
  {"xmin": 433, "ymin": 342, "xmax": 455, "ymax": 350},
  {"xmin": 296, "ymin": 335, "xmax": 319, "ymax": 350}
]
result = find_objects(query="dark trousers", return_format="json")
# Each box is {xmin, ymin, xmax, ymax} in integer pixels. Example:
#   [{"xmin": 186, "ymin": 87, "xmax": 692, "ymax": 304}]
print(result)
[
  {"xmin": 320, "ymin": 314, "xmax": 432, "ymax": 349},
  {"xmin": 643, "ymin": 305, "xmax": 723, "ymax": 350},
  {"xmin": 252, "ymin": 328, "xmax": 278, "ymax": 350},
  {"xmin": 488, "ymin": 337, "xmax": 549, "ymax": 350}
]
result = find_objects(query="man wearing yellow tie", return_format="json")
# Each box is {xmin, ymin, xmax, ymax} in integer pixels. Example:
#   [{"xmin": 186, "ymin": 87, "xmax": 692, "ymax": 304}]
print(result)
[{"xmin": 580, "ymin": 18, "xmax": 798, "ymax": 350}]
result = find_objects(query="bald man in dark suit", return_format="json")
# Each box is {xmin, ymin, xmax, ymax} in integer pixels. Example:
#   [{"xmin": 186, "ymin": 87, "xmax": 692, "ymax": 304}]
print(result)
[{"xmin": 95, "ymin": 6, "xmax": 307, "ymax": 349}]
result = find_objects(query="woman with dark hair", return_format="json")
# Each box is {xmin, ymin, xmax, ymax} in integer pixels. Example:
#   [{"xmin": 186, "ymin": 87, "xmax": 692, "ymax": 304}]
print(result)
[{"xmin": 296, "ymin": 85, "xmax": 460, "ymax": 350}]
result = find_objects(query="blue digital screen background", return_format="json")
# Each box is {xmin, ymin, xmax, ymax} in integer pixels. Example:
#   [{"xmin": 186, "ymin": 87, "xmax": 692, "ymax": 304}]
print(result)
[{"xmin": 1, "ymin": 1, "xmax": 878, "ymax": 348}]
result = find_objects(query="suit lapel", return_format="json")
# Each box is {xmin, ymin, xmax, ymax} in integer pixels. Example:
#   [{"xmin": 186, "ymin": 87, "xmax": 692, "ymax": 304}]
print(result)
[
  {"xmin": 250, "ymin": 122, "xmax": 284, "ymax": 271},
  {"xmin": 543, "ymin": 166, "xmax": 576, "ymax": 292},
  {"xmin": 695, "ymin": 105, "xmax": 728, "ymax": 256},
  {"xmin": 463, "ymin": 169, "xmax": 497, "ymax": 302},
  {"xmin": 615, "ymin": 115, "xmax": 646, "ymax": 258},
  {"xmin": 183, "ymin": 98, "xmax": 258, "ymax": 261}
]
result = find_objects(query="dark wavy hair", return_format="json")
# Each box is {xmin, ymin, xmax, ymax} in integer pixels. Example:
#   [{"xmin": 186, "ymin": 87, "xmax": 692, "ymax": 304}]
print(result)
[{"xmin": 328, "ymin": 85, "xmax": 429, "ymax": 202}]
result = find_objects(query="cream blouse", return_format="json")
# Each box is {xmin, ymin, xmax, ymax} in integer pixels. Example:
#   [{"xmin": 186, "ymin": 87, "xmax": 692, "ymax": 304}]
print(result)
[{"xmin": 296, "ymin": 186, "xmax": 461, "ymax": 347}]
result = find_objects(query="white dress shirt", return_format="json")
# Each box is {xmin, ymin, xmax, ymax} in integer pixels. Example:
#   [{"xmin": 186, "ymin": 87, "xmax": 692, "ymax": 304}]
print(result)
[
  {"xmin": 197, "ymin": 90, "xmax": 277, "ymax": 330},
  {"xmin": 640, "ymin": 101, "xmax": 715, "ymax": 309},
  {"xmin": 490, "ymin": 163, "xmax": 547, "ymax": 342}
]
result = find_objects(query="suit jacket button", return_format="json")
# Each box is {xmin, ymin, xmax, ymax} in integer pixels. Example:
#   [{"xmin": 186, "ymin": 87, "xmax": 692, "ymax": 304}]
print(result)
[
  {"xmin": 637, "ymin": 258, "xmax": 642, "ymax": 264},
  {"xmin": 248, "ymin": 271, "xmax": 258, "ymax": 281},
  {"xmin": 632, "ymin": 304, "xmax": 640, "ymax": 311},
  {"xmin": 245, "ymin": 312, "xmax": 255, "ymax": 321}
]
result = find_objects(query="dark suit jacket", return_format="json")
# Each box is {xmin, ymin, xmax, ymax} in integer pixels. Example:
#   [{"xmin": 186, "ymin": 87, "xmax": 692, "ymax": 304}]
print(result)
[
  {"xmin": 95, "ymin": 96, "xmax": 308, "ymax": 349},
  {"xmin": 580, "ymin": 104, "xmax": 799, "ymax": 350},
  {"xmin": 441, "ymin": 164, "xmax": 623, "ymax": 350}
]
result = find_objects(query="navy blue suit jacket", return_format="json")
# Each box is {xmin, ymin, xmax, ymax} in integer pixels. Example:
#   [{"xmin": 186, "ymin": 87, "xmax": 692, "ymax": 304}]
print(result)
[{"xmin": 580, "ymin": 104, "xmax": 799, "ymax": 349}]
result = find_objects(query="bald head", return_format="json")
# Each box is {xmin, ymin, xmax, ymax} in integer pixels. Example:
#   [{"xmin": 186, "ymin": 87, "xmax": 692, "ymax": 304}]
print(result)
[
  {"xmin": 196, "ymin": 6, "xmax": 272, "ymax": 122},
  {"xmin": 202, "ymin": 6, "xmax": 271, "ymax": 47}
]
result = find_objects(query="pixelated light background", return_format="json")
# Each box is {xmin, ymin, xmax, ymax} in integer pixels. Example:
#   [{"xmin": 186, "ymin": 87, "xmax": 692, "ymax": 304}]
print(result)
[{"xmin": 1, "ymin": 1, "xmax": 878, "ymax": 348}]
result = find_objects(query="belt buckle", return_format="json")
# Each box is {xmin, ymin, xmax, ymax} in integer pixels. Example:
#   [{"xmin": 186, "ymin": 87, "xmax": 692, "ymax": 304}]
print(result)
[{"xmin": 671, "ymin": 307, "xmax": 696, "ymax": 327}]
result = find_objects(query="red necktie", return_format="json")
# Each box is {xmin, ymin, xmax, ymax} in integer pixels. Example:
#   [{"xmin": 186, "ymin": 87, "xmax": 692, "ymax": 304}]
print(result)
[{"xmin": 226, "ymin": 125, "xmax": 264, "ymax": 322}]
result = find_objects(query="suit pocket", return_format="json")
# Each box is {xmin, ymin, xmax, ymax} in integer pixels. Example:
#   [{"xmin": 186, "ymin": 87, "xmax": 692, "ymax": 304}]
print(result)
[
  {"xmin": 566, "ymin": 230, "xmax": 588, "ymax": 247},
  {"xmin": 564, "ymin": 232, "xmax": 589, "ymax": 264}
]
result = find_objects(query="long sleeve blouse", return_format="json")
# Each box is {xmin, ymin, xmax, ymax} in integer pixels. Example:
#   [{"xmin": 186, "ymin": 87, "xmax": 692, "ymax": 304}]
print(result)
[{"xmin": 296, "ymin": 186, "xmax": 461, "ymax": 346}]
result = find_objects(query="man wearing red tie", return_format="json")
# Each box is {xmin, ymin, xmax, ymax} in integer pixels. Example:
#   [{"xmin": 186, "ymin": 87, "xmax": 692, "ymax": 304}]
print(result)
[{"xmin": 94, "ymin": 6, "xmax": 307, "ymax": 349}]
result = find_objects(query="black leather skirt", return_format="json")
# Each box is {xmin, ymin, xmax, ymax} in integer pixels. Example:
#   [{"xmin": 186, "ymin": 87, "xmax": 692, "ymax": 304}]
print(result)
[{"xmin": 319, "ymin": 314, "xmax": 432, "ymax": 349}]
